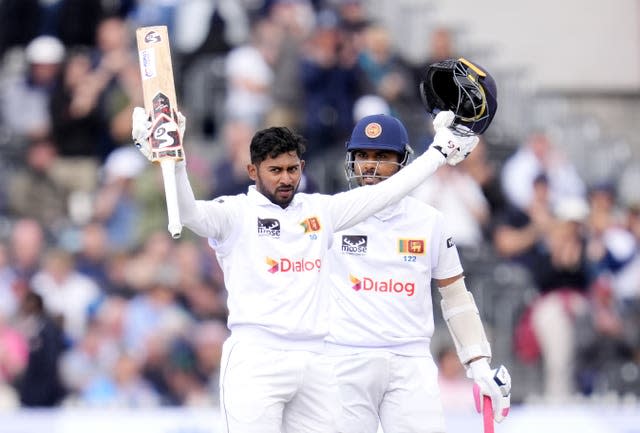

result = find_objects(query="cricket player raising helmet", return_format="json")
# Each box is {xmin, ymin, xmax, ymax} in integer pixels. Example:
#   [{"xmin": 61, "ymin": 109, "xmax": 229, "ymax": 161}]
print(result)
[
  {"xmin": 132, "ymin": 99, "xmax": 481, "ymax": 431},
  {"xmin": 326, "ymin": 116, "xmax": 510, "ymax": 431}
]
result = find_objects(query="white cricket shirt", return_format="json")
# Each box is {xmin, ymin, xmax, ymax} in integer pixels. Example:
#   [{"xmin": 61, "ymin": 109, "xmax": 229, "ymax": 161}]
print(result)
[
  {"xmin": 326, "ymin": 196, "xmax": 463, "ymax": 356},
  {"xmin": 173, "ymin": 149, "xmax": 446, "ymax": 351}
]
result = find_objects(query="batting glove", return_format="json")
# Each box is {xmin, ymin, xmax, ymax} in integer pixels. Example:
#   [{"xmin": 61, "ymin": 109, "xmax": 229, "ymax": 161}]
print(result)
[
  {"xmin": 467, "ymin": 358, "xmax": 511, "ymax": 423},
  {"xmin": 131, "ymin": 107, "xmax": 187, "ymax": 162},
  {"xmin": 132, "ymin": 106, "xmax": 153, "ymax": 161},
  {"xmin": 429, "ymin": 110, "xmax": 480, "ymax": 166}
]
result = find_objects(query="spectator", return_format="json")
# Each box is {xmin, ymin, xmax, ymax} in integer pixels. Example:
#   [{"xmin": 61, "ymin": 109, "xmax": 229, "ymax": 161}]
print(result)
[
  {"xmin": 90, "ymin": 15, "xmax": 143, "ymax": 160},
  {"xmin": 9, "ymin": 218, "xmax": 46, "ymax": 282},
  {"xmin": 14, "ymin": 291, "xmax": 66, "ymax": 406},
  {"xmin": 49, "ymin": 47, "xmax": 107, "ymax": 193},
  {"xmin": 224, "ymin": 17, "xmax": 280, "ymax": 127},
  {"xmin": 92, "ymin": 147, "xmax": 146, "ymax": 251},
  {"xmin": 411, "ymin": 163, "xmax": 490, "ymax": 250},
  {"xmin": 81, "ymin": 351, "xmax": 160, "ymax": 407},
  {"xmin": 7, "ymin": 136, "xmax": 70, "ymax": 231},
  {"xmin": 501, "ymin": 130, "xmax": 586, "ymax": 212},
  {"xmin": 493, "ymin": 173, "xmax": 555, "ymax": 270},
  {"xmin": 357, "ymin": 23, "xmax": 412, "ymax": 116},
  {"xmin": 30, "ymin": 248, "xmax": 101, "ymax": 344},
  {"xmin": 0, "ymin": 35, "xmax": 65, "ymax": 144},
  {"xmin": 190, "ymin": 320, "xmax": 229, "ymax": 405},
  {"xmin": 300, "ymin": 8, "xmax": 361, "ymax": 159},
  {"xmin": 528, "ymin": 198, "xmax": 593, "ymax": 399},
  {"xmin": 58, "ymin": 315, "xmax": 121, "ymax": 402}
]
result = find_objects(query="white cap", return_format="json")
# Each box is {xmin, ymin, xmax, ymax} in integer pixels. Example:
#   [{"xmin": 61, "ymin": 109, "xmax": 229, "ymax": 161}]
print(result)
[
  {"xmin": 103, "ymin": 147, "xmax": 146, "ymax": 182},
  {"xmin": 353, "ymin": 94, "xmax": 391, "ymax": 122},
  {"xmin": 25, "ymin": 35, "xmax": 65, "ymax": 64},
  {"xmin": 554, "ymin": 197, "xmax": 590, "ymax": 222}
]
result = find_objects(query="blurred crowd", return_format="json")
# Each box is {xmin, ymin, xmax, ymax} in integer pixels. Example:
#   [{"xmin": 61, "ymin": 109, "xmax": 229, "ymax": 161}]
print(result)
[{"xmin": 0, "ymin": 0, "xmax": 638, "ymax": 410}]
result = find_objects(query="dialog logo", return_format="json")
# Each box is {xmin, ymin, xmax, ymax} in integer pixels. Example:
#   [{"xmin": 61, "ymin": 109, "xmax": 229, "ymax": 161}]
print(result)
[
  {"xmin": 348, "ymin": 274, "xmax": 415, "ymax": 296},
  {"xmin": 266, "ymin": 257, "xmax": 321, "ymax": 273},
  {"xmin": 258, "ymin": 218, "xmax": 280, "ymax": 238},
  {"xmin": 342, "ymin": 235, "xmax": 368, "ymax": 255}
]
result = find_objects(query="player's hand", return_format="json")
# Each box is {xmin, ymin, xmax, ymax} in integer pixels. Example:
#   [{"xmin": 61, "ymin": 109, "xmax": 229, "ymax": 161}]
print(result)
[
  {"xmin": 429, "ymin": 110, "xmax": 479, "ymax": 166},
  {"xmin": 429, "ymin": 127, "xmax": 479, "ymax": 166},
  {"xmin": 132, "ymin": 106, "xmax": 153, "ymax": 161},
  {"xmin": 467, "ymin": 358, "xmax": 511, "ymax": 423},
  {"xmin": 132, "ymin": 107, "xmax": 187, "ymax": 162}
]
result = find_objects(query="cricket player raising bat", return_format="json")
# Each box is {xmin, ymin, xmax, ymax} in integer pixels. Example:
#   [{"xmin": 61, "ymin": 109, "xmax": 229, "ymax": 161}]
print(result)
[
  {"xmin": 326, "ymin": 58, "xmax": 511, "ymax": 433},
  {"xmin": 132, "ymin": 87, "xmax": 480, "ymax": 431}
]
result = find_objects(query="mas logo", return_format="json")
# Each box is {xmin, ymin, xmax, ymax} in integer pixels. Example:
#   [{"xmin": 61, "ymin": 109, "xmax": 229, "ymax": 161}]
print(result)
[
  {"xmin": 398, "ymin": 238, "xmax": 425, "ymax": 255},
  {"xmin": 349, "ymin": 274, "xmax": 415, "ymax": 297},
  {"xmin": 300, "ymin": 216, "xmax": 321, "ymax": 234},
  {"xmin": 341, "ymin": 235, "xmax": 367, "ymax": 255},
  {"xmin": 266, "ymin": 257, "xmax": 321, "ymax": 273},
  {"xmin": 258, "ymin": 218, "xmax": 280, "ymax": 238}
]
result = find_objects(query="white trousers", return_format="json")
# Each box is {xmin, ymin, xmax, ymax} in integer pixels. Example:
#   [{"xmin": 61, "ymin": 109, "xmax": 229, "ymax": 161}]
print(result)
[
  {"xmin": 220, "ymin": 338, "xmax": 341, "ymax": 433},
  {"xmin": 331, "ymin": 352, "xmax": 446, "ymax": 433}
]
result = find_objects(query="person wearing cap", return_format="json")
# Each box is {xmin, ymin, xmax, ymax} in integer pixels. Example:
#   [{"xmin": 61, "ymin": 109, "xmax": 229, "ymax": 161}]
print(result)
[
  {"xmin": 132, "ymin": 102, "xmax": 476, "ymax": 432},
  {"xmin": 324, "ymin": 114, "xmax": 511, "ymax": 433},
  {"xmin": 0, "ymin": 35, "xmax": 65, "ymax": 141}
]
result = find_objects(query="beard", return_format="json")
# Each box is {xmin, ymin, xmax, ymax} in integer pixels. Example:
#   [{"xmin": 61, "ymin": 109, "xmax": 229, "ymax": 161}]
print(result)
[{"xmin": 257, "ymin": 181, "xmax": 299, "ymax": 208}]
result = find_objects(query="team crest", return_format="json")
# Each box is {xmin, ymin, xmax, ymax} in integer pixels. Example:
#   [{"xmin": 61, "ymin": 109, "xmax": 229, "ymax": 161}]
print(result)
[
  {"xmin": 398, "ymin": 238, "xmax": 425, "ymax": 255},
  {"xmin": 300, "ymin": 216, "xmax": 321, "ymax": 234},
  {"xmin": 364, "ymin": 122, "xmax": 382, "ymax": 138}
]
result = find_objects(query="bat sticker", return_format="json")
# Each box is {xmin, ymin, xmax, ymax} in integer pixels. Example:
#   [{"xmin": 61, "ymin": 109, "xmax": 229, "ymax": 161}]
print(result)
[
  {"xmin": 144, "ymin": 30, "xmax": 162, "ymax": 43},
  {"xmin": 139, "ymin": 49, "xmax": 156, "ymax": 79}
]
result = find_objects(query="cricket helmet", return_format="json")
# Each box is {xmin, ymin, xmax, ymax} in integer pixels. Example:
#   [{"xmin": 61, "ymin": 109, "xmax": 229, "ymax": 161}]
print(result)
[
  {"xmin": 345, "ymin": 114, "xmax": 413, "ymax": 187},
  {"xmin": 419, "ymin": 57, "xmax": 497, "ymax": 135}
]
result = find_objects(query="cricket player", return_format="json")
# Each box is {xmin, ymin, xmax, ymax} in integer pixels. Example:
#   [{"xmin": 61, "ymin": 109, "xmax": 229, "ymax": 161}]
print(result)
[
  {"xmin": 131, "ymin": 108, "xmax": 474, "ymax": 432},
  {"xmin": 325, "ymin": 113, "xmax": 511, "ymax": 433}
]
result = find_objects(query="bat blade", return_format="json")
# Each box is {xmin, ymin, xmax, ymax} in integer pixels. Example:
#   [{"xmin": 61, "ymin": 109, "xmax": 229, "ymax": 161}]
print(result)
[{"xmin": 136, "ymin": 25, "xmax": 183, "ymax": 239}]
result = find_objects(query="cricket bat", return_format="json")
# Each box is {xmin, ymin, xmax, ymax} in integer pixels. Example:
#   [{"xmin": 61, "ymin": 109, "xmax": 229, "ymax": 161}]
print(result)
[
  {"xmin": 135, "ymin": 25, "xmax": 183, "ymax": 239},
  {"xmin": 474, "ymin": 383, "xmax": 495, "ymax": 433},
  {"xmin": 482, "ymin": 395, "xmax": 494, "ymax": 433}
]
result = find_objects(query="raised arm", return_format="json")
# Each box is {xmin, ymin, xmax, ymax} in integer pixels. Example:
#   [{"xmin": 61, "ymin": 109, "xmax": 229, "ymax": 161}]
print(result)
[{"xmin": 132, "ymin": 108, "xmax": 236, "ymax": 241}]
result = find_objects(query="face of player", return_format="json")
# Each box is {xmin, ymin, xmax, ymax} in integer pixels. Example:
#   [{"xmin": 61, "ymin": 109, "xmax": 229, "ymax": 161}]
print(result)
[
  {"xmin": 248, "ymin": 151, "xmax": 305, "ymax": 208},
  {"xmin": 352, "ymin": 149, "xmax": 401, "ymax": 186}
]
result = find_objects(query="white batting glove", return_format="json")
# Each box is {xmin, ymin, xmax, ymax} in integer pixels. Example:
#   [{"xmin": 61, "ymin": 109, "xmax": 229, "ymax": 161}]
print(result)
[
  {"xmin": 132, "ymin": 106, "xmax": 153, "ymax": 161},
  {"xmin": 429, "ymin": 110, "xmax": 480, "ymax": 166},
  {"xmin": 429, "ymin": 127, "xmax": 479, "ymax": 166},
  {"xmin": 432, "ymin": 110, "xmax": 455, "ymax": 130},
  {"xmin": 132, "ymin": 107, "xmax": 187, "ymax": 162},
  {"xmin": 467, "ymin": 358, "xmax": 511, "ymax": 423}
]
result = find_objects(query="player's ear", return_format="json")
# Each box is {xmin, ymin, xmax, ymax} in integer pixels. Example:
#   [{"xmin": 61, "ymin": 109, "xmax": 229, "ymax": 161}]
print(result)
[
  {"xmin": 299, "ymin": 160, "xmax": 305, "ymax": 172},
  {"xmin": 247, "ymin": 163, "xmax": 257, "ymax": 181}
]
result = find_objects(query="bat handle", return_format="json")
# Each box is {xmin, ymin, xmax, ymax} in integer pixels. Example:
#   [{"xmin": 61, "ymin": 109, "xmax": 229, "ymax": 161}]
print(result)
[
  {"xmin": 160, "ymin": 159, "xmax": 182, "ymax": 239},
  {"xmin": 483, "ymin": 395, "xmax": 494, "ymax": 433}
]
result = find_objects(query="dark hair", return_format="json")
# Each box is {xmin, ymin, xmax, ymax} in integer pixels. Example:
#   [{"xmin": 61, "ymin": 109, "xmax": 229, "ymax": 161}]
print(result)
[{"xmin": 250, "ymin": 126, "xmax": 306, "ymax": 165}]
